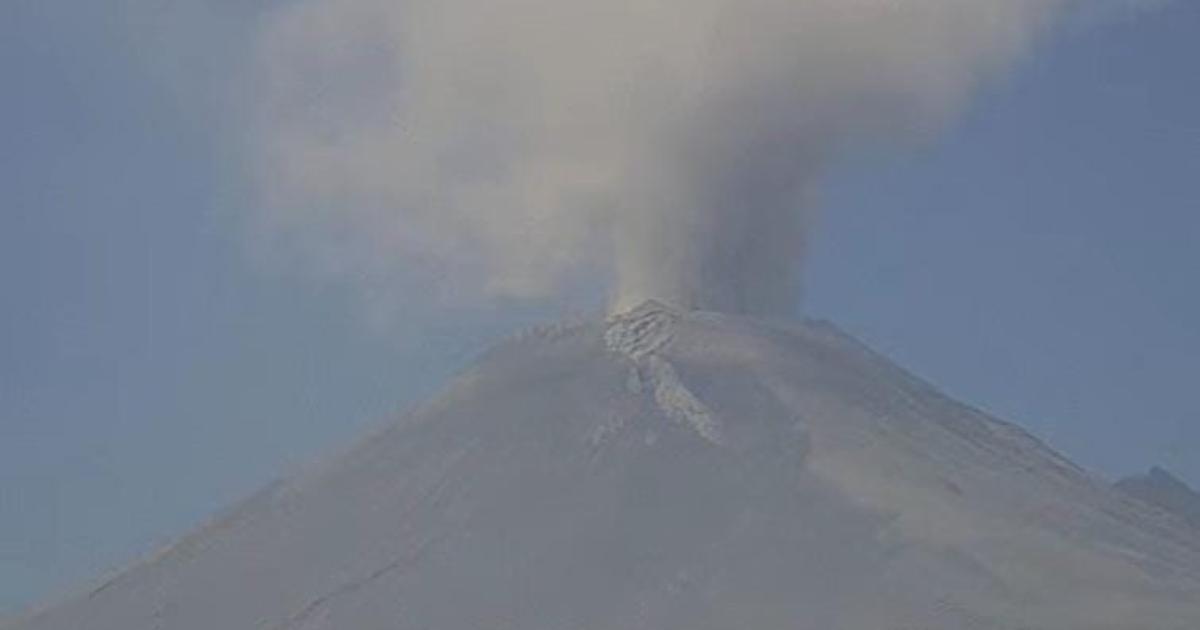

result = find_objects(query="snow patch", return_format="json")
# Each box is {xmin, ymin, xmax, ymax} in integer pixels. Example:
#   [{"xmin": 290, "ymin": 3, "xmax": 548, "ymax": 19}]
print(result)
[
  {"xmin": 645, "ymin": 355, "xmax": 725, "ymax": 445},
  {"xmin": 605, "ymin": 301, "xmax": 724, "ymax": 445},
  {"xmin": 604, "ymin": 300, "xmax": 678, "ymax": 360}
]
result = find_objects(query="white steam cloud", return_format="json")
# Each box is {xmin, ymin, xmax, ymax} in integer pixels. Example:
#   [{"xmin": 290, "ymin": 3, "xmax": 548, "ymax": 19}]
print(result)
[{"xmin": 251, "ymin": 0, "xmax": 1072, "ymax": 316}]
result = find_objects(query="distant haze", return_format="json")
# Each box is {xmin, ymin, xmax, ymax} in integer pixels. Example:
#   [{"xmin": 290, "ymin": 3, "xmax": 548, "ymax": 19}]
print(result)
[{"xmin": 253, "ymin": 0, "xmax": 1082, "ymax": 316}]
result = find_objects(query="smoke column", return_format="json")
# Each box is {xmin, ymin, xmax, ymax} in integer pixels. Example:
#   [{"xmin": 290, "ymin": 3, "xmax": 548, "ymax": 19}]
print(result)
[{"xmin": 251, "ymin": 0, "xmax": 1072, "ymax": 317}]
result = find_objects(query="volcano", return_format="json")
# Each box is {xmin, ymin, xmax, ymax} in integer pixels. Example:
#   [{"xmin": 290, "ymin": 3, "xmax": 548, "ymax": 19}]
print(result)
[{"xmin": 10, "ymin": 303, "xmax": 1200, "ymax": 629}]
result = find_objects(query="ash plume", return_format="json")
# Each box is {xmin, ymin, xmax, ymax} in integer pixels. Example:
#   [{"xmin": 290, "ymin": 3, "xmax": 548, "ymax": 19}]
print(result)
[{"xmin": 251, "ymin": 0, "xmax": 1076, "ymax": 317}]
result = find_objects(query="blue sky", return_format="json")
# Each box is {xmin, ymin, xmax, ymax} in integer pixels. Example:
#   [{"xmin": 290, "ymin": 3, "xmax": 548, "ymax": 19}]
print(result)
[{"xmin": 2, "ymin": 0, "xmax": 1198, "ymax": 617}]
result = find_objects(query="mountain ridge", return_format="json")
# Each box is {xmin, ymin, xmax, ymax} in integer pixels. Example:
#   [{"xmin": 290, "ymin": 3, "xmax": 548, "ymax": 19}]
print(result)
[{"xmin": 1117, "ymin": 467, "xmax": 1200, "ymax": 531}]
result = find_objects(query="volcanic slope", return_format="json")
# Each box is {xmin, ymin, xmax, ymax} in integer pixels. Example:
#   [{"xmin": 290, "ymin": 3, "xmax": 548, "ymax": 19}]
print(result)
[{"xmin": 11, "ymin": 303, "xmax": 1200, "ymax": 629}]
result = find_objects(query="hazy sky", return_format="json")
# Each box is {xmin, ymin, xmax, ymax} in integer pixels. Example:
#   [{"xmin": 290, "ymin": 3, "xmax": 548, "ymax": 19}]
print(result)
[{"xmin": 2, "ymin": 0, "xmax": 1198, "ymax": 617}]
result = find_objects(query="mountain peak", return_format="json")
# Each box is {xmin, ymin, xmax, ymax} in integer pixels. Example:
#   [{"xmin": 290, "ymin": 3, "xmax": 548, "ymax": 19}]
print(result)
[
  {"xmin": 604, "ymin": 299, "xmax": 681, "ymax": 359},
  {"xmin": 1117, "ymin": 467, "xmax": 1200, "ymax": 529},
  {"xmin": 11, "ymin": 315, "xmax": 1200, "ymax": 630}
]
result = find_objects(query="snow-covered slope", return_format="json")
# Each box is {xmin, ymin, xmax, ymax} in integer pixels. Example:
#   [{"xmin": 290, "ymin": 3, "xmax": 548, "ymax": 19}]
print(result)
[{"xmin": 10, "ymin": 303, "xmax": 1200, "ymax": 629}]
